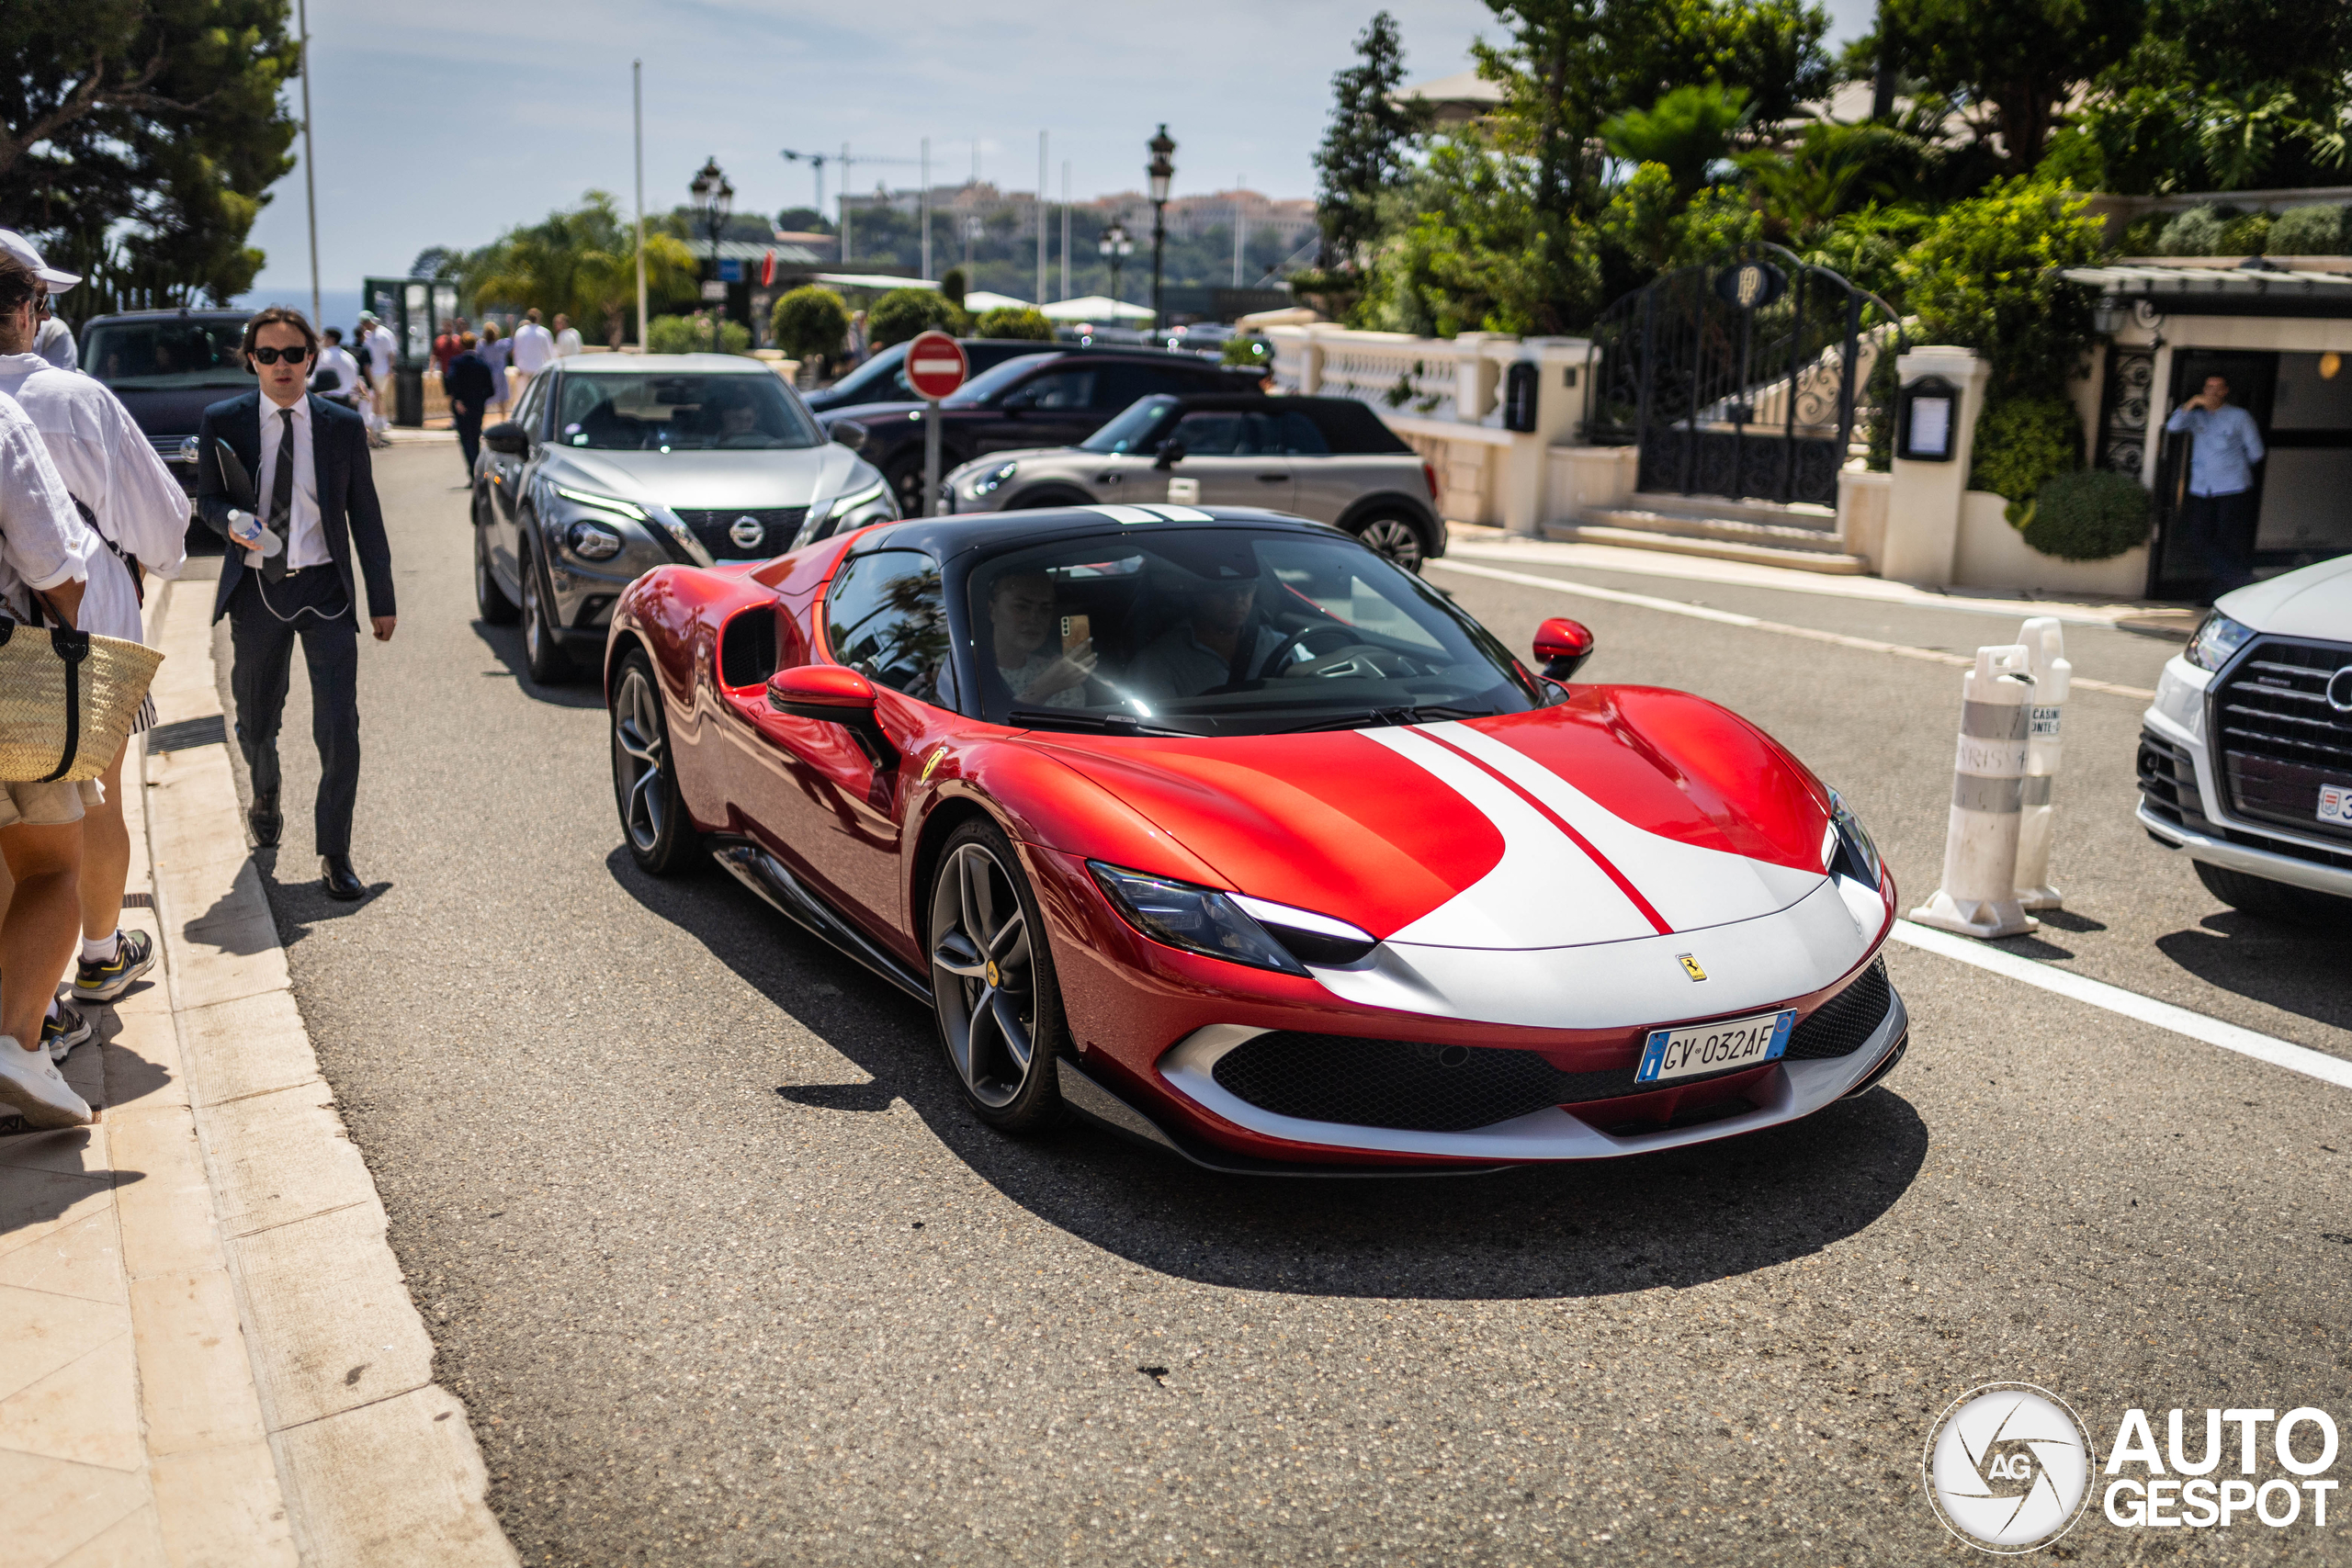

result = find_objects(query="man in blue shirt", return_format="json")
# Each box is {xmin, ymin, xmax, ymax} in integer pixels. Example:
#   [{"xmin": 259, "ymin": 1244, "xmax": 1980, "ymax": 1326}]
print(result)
[{"xmin": 2164, "ymin": 374, "xmax": 2266, "ymax": 594}]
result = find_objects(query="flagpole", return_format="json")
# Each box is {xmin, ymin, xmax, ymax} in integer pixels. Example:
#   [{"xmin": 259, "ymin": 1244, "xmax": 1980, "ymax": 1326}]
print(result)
[
  {"xmin": 297, "ymin": 0, "xmax": 320, "ymax": 327},
  {"xmin": 633, "ymin": 62, "xmax": 647, "ymax": 350}
]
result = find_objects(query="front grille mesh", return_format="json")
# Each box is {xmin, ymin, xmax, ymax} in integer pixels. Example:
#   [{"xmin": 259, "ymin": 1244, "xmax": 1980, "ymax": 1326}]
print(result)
[
  {"xmin": 1208, "ymin": 959, "xmax": 1894, "ymax": 1134},
  {"xmin": 673, "ymin": 506, "xmax": 808, "ymax": 560},
  {"xmin": 2213, "ymin": 637, "xmax": 2352, "ymax": 845}
]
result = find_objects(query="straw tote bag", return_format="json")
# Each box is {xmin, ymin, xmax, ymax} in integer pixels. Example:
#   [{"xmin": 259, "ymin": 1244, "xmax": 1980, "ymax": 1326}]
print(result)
[{"xmin": 0, "ymin": 599, "xmax": 164, "ymax": 784}]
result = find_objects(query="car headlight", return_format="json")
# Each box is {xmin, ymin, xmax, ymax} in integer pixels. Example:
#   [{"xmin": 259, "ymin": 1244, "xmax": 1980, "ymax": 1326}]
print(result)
[
  {"xmin": 2185, "ymin": 611, "xmax": 2254, "ymax": 672},
  {"xmin": 175, "ymin": 435, "xmax": 200, "ymax": 465},
  {"xmin": 820, "ymin": 479, "xmax": 895, "ymax": 528},
  {"xmin": 554, "ymin": 484, "xmax": 648, "ymax": 521},
  {"xmin": 1088, "ymin": 863, "xmax": 1375, "ymax": 974},
  {"xmin": 965, "ymin": 460, "xmax": 1017, "ymax": 497},
  {"xmin": 1822, "ymin": 789, "xmax": 1883, "ymax": 888},
  {"xmin": 565, "ymin": 520, "xmax": 624, "ymax": 560}
]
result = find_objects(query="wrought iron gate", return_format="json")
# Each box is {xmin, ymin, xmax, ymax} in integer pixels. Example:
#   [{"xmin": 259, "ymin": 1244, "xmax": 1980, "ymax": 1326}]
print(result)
[{"xmin": 1584, "ymin": 244, "xmax": 1905, "ymax": 508}]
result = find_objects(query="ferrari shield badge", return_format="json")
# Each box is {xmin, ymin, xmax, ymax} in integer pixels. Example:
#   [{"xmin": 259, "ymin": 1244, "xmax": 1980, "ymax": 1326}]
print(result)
[{"xmin": 1678, "ymin": 953, "xmax": 1707, "ymax": 982}]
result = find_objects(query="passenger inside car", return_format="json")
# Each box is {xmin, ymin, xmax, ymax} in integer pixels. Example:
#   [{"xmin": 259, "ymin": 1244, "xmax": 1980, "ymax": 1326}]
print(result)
[
  {"xmin": 1128, "ymin": 576, "xmax": 1290, "ymax": 699},
  {"xmin": 986, "ymin": 571, "xmax": 1096, "ymax": 710}
]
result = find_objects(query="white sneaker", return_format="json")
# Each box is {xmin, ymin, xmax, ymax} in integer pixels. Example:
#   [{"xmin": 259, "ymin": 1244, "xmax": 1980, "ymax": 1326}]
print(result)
[{"xmin": 0, "ymin": 1037, "xmax": 92, "ymax": 1128}]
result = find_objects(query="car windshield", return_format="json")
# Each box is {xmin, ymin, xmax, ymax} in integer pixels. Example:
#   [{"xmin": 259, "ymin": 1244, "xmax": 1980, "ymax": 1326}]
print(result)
[
  {"xmin": 961, "ymin": 526, "xmax": 1541, "ymax": 736},
  {"xmin": 553, "ymin": 372, "xmax": 822, "ymax": 450},
  {"xmin": 941, "ymin": 353, "xmax": 1057, "ymax": 408},
  {"xmin": 83, "ymin": 318, "xmax": 253, "ymax": 389},
  {"xmin": 1080, "ymin": 395, "xmax": 1178, "ymax": 455},
  {"xmin": 820, "ymin": 343, "xmax": 910, "ymax": 402}
]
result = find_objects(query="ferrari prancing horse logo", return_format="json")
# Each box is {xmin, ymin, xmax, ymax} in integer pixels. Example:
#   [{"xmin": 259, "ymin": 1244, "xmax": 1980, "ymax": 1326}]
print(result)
[{"xmin": 1678, "ymin": 953, "xmax": 1707, "ymax": 981}]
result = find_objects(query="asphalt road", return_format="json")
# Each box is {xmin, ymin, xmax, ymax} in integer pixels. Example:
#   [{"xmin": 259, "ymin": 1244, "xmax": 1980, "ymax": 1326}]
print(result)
[{"xmin": 230, "ymin": 445, "xmax": 2352, "ymax": 1566}]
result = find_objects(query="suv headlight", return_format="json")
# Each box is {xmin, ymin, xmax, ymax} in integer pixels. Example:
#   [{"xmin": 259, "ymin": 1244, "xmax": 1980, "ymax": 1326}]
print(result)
[
  {"xmin": 964, "ymin": 460, "xmax": 1017, "ymax": 498},
  {"xmin": 1822, "ymin": 789, "xmax": 1883, "ymax": 889},
  {"xmin": 565, "ymin": 520, "xmax": 624, "ymax": 560},
  {"xmin": 2185, "ymin": 611, "xmax": 2254, "ymax": 672},
  {"xmin": 820, "ymin": 479, "xmax": 895, "ymax": 530},
  {"xmin": 1088, "ymin": 863, "xmax": 1374, "ymax": 974},
  {"xmin": 552, "ymin": 484, "xmax": 648, "ymax": 521}
]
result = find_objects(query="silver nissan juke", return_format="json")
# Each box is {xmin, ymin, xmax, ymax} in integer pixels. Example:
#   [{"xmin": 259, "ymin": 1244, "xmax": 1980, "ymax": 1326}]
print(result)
[{"xmin": 469, "ymin": 353, "xmax": 895, "ymax": 682}]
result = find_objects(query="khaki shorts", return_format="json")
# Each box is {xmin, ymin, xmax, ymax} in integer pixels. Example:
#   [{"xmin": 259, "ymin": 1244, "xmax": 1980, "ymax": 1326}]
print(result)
[{"xmin": 0, "ymin": 777, "xmax": 102, "ymax": 830}]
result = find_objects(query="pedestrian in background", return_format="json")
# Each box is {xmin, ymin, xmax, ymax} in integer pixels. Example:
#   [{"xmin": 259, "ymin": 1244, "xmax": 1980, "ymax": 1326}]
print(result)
[
  {"xmin": 0, "ymin": 371, "xmax": 103, "ymax": 1129},
  {"xmin": 193, "ymin": 306, "xmax": 397, "ymax": 903},
  {"xmin": 553, "ymin": 312, "xmax": 583, "ymax": 358},
  {"xmin": 32, "ymin": 308, "xmax": 74, "ymax": 371},
  {"xmin": 846, "ymin": 309, "xmax": 870, "ymax": 366},
  {"xmin": 509, "ymin": 308, "xmax": 554, "ymax": 408},
  {"xmin": 479, "ymin": 321, "xmax": 513, "ymax": 418},
  {"xmin": 2165, "ymin": 374, "xmax": 2267, "ymax": 599},
  {"xmin": 313, "ymin": 327, "xmax": 362, "ymax": 411},
  {"xmin": 432, "ymin": 319, "xmax": 462, "ymax": 378},
  {"xmin": 362, "ymin": 312, "xmax": 398, "ymax": 447},
  {"xmin": 446, "ymin": 332, "xmax": 494, "ymax": 479},
  {"xmin": 0, "ymin": 233, "xmax": 187, "ymax": 1044}
]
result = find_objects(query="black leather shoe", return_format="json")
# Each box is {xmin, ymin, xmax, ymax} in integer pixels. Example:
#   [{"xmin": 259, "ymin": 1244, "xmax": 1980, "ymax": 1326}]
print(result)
[
  {"xmin": 248, "ymin": 793, "xmax": 281, "ymax": 848},
  {"xmin": 320, "ymin": 855, "xmax": 366, "ymax": 901}
]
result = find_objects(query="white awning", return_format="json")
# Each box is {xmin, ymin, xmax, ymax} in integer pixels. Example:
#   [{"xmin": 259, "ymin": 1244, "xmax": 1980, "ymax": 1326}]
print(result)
[
  {"xmin": 811, "ymin": 272, "xmax": 938, "ymax": 292},
  {"xmin": 961, "ymin": 290, "xmax": 1033, "ymax": 313},
  {"xmin": 1038, "ymin": 295, "xmax": 1155, "ymax": 322}
]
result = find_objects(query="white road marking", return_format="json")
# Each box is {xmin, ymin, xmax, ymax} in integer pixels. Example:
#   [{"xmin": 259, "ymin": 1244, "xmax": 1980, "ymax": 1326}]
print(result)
[
  {"xmin": 1889, "ymin": 919, "xmax": 2352, "ymax": 1090},
  {"xmin": 1428, "ymin": 558, "xmax": 2157, "ymax": 700}
]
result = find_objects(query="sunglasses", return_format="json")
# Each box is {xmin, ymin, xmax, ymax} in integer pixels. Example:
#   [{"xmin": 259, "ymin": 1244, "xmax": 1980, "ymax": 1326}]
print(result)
[{"xmin": 249, "ymin": 344, "xmax": 312, "ymax": 365}]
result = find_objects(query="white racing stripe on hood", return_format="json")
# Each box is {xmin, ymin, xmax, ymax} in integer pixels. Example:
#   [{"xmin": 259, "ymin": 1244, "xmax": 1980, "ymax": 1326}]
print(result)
[
  {"xmin": 1360, "ymin": 727, "xmax": 1656, "ymax": 948},
  {"xmin": 1421, "ymin": 721, "xmax": 1825, "ymax": 931}
]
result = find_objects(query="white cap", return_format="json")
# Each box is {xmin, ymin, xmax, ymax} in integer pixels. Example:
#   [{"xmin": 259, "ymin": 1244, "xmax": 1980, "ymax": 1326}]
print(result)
[{"xmin": 0, "ymin": 230, "xmax": 78, "ymax": 293}]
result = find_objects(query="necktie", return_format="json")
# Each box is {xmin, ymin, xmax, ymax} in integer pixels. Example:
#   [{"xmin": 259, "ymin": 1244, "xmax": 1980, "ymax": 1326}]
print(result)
[{"xmin": 265, "ymin": 407, "xmax": 293, "ymax": 581}]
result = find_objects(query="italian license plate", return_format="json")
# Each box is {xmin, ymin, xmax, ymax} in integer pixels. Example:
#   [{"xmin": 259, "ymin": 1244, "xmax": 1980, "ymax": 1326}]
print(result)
[
  {"xmin": 2321, "ymin": 784, "xmax": 2351, "ymax": 827},
  {"xmin": 1636, "ymin": 1009, "xmax": 1797, "ymax": 1084}
]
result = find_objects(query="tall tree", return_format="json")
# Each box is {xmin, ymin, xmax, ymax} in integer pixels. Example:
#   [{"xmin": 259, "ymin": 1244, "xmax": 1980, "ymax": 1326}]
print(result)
[
  {"xmin": 468, "ymin": 191, "xmax": 698, "ymax": 344},
  {"xmin": 1313, "ymin": 12, "xmax": 1431, "ymax": 270},
  {"xmin": 0, "ymin": 0, "xmax": 300, "ymax": 310},
  {"xmin": 1878, "ymin": 0, "xmax": 2144, "ymax": 170}
]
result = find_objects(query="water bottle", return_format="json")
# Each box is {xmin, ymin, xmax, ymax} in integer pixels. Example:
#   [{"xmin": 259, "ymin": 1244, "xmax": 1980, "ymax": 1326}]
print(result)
[{"xmin": 227, "ymin": 508, "xmax": 283, "ymax": 558}]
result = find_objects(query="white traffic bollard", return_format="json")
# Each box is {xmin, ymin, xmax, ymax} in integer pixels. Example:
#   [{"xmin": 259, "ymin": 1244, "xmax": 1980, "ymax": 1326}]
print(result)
[
  {"xmin": 1909, "ymin": 643, "xmax": 2039, "ymax": 940},
  {"xmin": 2014, "ymin": 616, "xmax": 2070, "ymax": 910}
]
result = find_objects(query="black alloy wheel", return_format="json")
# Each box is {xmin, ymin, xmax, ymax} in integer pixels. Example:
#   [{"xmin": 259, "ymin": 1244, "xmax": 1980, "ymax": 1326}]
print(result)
[
  {"xmin": 474, "ymin": 517, "xmax": 518, "ymax": 625},
  {"xmin": 925, "ymin": 818, "xmax": 1069, "ymax": 1130},
  {"xmin": 520, "ymin": 539, "xmax": 573, "ymax": 683},
  {"xmin": 609, "ymin": 651, "xmax": 696, "ymax": 874},
  {"xmin": 2193, "ymin": 860, "xmax": 2352, "ymax": 926},
  {"xmin": 1350, "ymin": 512, "xmax": 1429, "ymax": 573}
]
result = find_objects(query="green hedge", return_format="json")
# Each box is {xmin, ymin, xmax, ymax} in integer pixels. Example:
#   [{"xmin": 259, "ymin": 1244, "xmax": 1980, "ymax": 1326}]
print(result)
[
  {"xmin": 867, "ymin": 288, "xmax": 969, "ymax": 350},
  {"xmin": 770, "ymin": 286, "xmax": 849, "ymax": 362},
  {"xmin": 2021, "ymin": 468, "xmax": 2151, "ymax": 560},
  {"xmin": 648, "ymin": 313, "xmax": 751, "ymax": 355},
  {"xmin": 974, "ymin": 306, "xmax": 1053, "ymax": 341},
  {"xmin": 2271, "ymin": 204, "xmax": 2350, "ymax": 254},
  {"xmin": 1970, "ymin": 396, "xmax": 2083, "ymax": 523}
]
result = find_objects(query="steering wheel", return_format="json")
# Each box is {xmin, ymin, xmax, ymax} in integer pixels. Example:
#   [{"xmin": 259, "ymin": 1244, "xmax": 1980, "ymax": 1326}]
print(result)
[{"xmin": 1267, "ymin": 624, "xmax": 1360, "ymax": 671}]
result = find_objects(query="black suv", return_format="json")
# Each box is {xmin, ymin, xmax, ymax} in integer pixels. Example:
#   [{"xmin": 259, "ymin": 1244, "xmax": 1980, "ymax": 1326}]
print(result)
[
  {"xmin": 803, "ymin": 337, "xmax": 1093, "ymax": 414},
  {"xmin": 818, "ymin": 349, "xmax": 1260, "ymax": 514},
  {"xmin": 78, "ymin": 309, "xmax": 254, "ymax": 496}
]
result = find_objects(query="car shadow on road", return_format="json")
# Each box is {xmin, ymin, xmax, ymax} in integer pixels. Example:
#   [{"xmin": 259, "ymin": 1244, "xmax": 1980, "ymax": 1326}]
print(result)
[
  {"xmin": 2154, "ymin": 911, "xmax": 2352, "ymax": 1032},
  {"xmin": 608, "ymin": 847, "xmax": 1931, "ymax": 1303},
  {"xmin": 470, "ymin": 622, "xmax": 605, "ymax": 710}
]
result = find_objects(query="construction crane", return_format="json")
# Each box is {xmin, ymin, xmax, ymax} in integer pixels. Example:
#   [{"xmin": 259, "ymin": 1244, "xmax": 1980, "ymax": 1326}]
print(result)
[{"xmin": 780, "ymin": 144, "xmax": 922, "ymax": 265}]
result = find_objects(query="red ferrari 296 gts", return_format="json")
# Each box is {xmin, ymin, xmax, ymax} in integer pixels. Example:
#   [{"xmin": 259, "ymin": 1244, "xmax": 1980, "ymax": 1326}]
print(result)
[{"xmin": 603, "ymin": 505, "xmax": 1905, "ymax": 1173}]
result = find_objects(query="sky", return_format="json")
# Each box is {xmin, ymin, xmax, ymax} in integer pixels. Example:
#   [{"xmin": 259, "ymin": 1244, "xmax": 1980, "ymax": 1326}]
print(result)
[{"xmin": 239, "ymin": 0, "xmax": 1876, "ymax": 306}]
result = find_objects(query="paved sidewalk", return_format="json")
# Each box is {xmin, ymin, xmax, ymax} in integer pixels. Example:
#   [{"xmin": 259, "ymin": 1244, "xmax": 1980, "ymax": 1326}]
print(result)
[{"xmin": 1, "ymin": 571, "xmax": 514, "ymax": 1568}]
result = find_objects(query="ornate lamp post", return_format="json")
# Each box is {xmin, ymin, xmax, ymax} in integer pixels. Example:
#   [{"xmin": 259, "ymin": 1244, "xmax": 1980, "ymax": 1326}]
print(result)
[
  {"xmin": 1098, "ymin": 220, "xmax": 1134, "ymax": 305},
  {"xmin": 688, "ymin": 155, "xmax": 734, "ymax": 350},
  {"xmin": 1146, "ymin": 125, "xmax": 1175, "ymax": 333}
]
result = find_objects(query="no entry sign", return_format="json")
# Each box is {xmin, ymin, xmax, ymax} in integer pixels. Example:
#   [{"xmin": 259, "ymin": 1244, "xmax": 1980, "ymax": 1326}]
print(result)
[{"xmin": 905, "ymin": 331, "xmax": 967, "ymax": 400}]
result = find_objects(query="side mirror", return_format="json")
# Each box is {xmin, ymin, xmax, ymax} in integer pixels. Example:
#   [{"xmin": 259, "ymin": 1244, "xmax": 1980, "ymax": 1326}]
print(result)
[
  {"xmin": 1532, "ymin": 616, "xmax": 1595, "ymax": 681},
  {"xmin": 829, "ymin": 422, "xmax": 868, "ymax": 453},
  {"xmin": 1152, "ymin": 439, "xmax": 1188, "ymax": 472},
  {"xmin": 767, "ymin": 664, "xmax": 896, "ymax": 766},
  {"xmin": 482, "ymin": 421, "xmax": 529, "ymax": 457}
]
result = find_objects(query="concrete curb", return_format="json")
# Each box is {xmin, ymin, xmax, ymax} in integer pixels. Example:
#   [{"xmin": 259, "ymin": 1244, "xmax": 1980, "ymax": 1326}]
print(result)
[{"xmin": 141, "ymin": 572, "xmax": 516, "ymax": 1567}]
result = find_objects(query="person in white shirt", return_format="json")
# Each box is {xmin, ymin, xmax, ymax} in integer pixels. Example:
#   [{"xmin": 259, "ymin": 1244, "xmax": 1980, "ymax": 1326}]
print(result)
[
  {"xmin": 552, "ymin": 312, "xmax": 584, "ymax": 358},
  {"xmin": 32, "ymin": 312, "xmax": 74, "ymax": 371},
  {"xmin": 0, "ymin": 360, "xmax": 103, "ymax": 1128},
  {"xmin": 508, "ymin": 307, "xmax": 555, "ymax": 408},
  {"xmin": 312, "ymin": 327, "xmax": 362, "ymax": 410},
  {"xmin": 360, "ymin": 311, "xmax": 397, "ymax": 445}
]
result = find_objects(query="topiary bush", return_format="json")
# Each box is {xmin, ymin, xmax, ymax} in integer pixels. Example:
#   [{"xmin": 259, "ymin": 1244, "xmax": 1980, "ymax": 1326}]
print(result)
[
  {"xmin": 649, "ymin": 312, "xmax": 751, "ymax": 355},
  {"xmin": 1222, "ymin": 333, "xmax": 1272, "ymax": 371},
  {"xmin": 2021, "ymin": 468, "xmax": 2152, "ymax": 560},
  {"xmin": 1970, "ymin": 396, "xmax": 2084, "ymax": 525},
  {"xmin": 974, "ymin": 306, "xmax": 1054, "ymax": 341},
  {"xmin": 2157, "ymin": 208, "xmax": 2224, "ymax": 256},
  {"xmin": 2218, "ymin": 212, "xmax": 2272, "ymax": 255},
  {"xmin": 2120, "ymin": 213, "xmax": 2168, "ymax": 256},
  {"xmin": 2269, "ymin": 204, "xmax": 2350, "ymax": 255},
  {"xmin": 770, "ymin": 286, "xmax": 849, "ymax": 363},
  {"xmin": 866, "ymin": 288, "xmax": 969, "ymax": 349}
]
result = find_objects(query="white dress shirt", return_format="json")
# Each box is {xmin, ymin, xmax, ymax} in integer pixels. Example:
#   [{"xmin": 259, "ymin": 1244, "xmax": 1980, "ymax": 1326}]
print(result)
[
  {"xmin": 366, "ymin": 326, "xmax": 398, "ymax": 378},
  {"xmin": 254, "ymin": 396, "xmax": 330, "ymax": 570},
  {"xmin": 0, "ymin": 391, "xmax": 96, "ymax": 623},
  {"xmin": 314, "ymin": 344, "xmax": 361, "ymax": 399},
  {"xmin": 554, "ymin": 326, "xmax": 583, "ymax": 357},
  {"xmin": 510, "ymin": 321, "xmax": 555, "ymax": 374}
]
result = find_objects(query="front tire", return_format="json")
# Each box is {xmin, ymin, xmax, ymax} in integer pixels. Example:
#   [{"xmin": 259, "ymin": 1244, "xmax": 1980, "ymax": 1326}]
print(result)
[
  {"xmin": 610, "ymin": 651, "xmax": 696, "ymax": 875},
  {"xmin": 521, "ymin": 541, "xmax": 573, "ymax": 683},
  {"xmin": 2193, "ymin": 859, "xmax": 2352, "ymax": 925},
  {"xmin": 884, "ymin": 453, "xmax": 933, "ymax": 519},
  {"xmin": 475, "ymin": 518, "xmax": 518, "ymax": 625},
  {"xmin": 1349, "ymin": 512, "xmax": 1430, "ymax": 573},
  {"xmin": 925, "ymin": 819, "xmax": 1068, "ymax": 1131}
]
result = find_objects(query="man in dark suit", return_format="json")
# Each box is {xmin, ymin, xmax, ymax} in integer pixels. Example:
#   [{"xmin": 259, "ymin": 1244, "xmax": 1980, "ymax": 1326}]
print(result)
[
  {"xmin": 194, "ymin": 307, "xmax": 397, "ymax": 900},
  {"xmin": 445, "ymin": 332, "xmax": 494, "ymax": 482}
]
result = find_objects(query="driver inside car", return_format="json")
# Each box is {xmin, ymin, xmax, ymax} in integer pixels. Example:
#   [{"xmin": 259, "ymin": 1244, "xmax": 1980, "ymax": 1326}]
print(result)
[
  {"xmin": 1128, "ymin": 575, "xmax": 1291, "ymax": 701},
  {"xmin": 989, "ymin": 571, "xmax": 1096, "ymax": 710}
]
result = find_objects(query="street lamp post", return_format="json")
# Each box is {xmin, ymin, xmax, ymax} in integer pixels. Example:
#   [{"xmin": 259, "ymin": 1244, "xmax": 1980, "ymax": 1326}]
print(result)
[
  {"xmin": 1098, "ymin": 220, "xmax": 1133, "ymax": 305},
  {"xmin": 688, "ymin": 155, "xmax": 734, "ymax": 352},
  {"xmin": 1147, "ymin": 125, "xmax": 1176, "ymax": 333}
]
